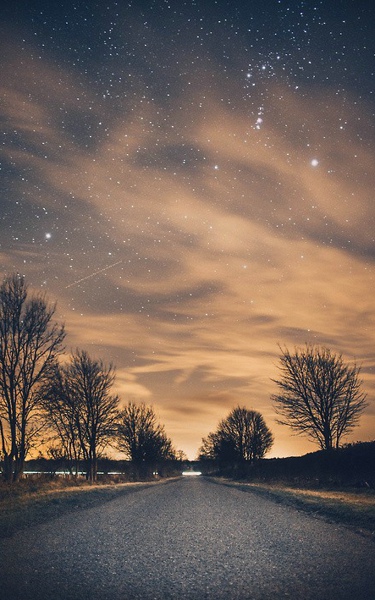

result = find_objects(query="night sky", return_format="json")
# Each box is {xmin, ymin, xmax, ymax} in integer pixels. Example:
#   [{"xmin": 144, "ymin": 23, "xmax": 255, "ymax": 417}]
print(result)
[{"xmin": 1, "ymin": 0, "xmax": 374, "ymax": 459}]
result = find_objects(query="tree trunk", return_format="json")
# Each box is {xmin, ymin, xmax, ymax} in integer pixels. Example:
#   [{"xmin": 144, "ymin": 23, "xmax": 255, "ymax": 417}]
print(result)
[
  {"xmin": 13, "ymin": 455, "xmax": 25, "ymax": 482},
  {"xmin": 2, "ymin": 453, "xmax": 13, "ymax": 482},
  {"xmin": 86, "ymin": 455, "xmax": 97, "ymax": 482}
]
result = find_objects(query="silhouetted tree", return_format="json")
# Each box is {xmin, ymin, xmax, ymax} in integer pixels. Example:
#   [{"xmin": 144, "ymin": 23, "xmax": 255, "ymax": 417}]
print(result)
[
  {"xmin": 0, "ymin": 274, "xmax": 65, "ymax": 482},
  {"xmin": 175, "ymin": 449, "xmax": 188, "ymax": 462},
  {"xmin": 116, "ymin": 402, "xmax": 175, "ymax": 477},
  {"xmin": 272, "ymin": 345, "xmax": 368, "ymax": 450},
  {"xmin": 40, "ymin": 362, "xmax": 83, "ymax": 475},
  {"xmin": 199, "ymin": 431, "xmax": 237, "ymax": 464},
  {"xmin": 199, "ymin": 406, "xmax": 273, "ymax": 466},
  {"xmin": 42, "ymin": 350, "xmax": 119, "ymax": 481}
]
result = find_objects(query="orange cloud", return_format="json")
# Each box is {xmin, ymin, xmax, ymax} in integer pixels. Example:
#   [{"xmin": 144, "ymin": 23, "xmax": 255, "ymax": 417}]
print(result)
[{"xmin": 1, "ymin": 37, "xmax": 374, "ymax": 459}]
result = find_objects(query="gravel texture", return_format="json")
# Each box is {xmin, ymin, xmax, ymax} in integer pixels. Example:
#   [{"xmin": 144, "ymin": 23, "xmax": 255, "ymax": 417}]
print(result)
[{"xmin": 1, "ymin": 476, "xmax": 374, "ymax": 599}]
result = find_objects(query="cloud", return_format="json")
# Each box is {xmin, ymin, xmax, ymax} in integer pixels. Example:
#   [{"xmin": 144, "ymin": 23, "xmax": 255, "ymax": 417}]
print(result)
[{"xmin": 1, "ymin": 34, "xmax": 374, "ymax": 458}]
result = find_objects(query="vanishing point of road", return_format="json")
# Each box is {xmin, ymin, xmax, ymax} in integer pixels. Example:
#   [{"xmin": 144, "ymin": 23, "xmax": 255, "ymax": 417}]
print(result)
[{"xmin": 1, "ymin": 476, "xmax": 374, "ymax": 600}]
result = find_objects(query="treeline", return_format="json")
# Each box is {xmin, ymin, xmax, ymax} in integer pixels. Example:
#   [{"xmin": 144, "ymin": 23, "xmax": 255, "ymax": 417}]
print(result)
[
  {"xmin": 0, "ymin": 275, "xmax": 184, "ymax": 483},
  {"xmin": 23, "ymin": 455, "xmax": 184, "ymax": 481},
  {"xmin": 199, "ymin": 441, "xmax": 375, "ymax": 489},
  {"xmin": 41, "ymin": 352, "xmax": 182, "ymax": 482},
  {"xmin": 0, "ymin": 273, "xmax": 371, "ymax": 484}
]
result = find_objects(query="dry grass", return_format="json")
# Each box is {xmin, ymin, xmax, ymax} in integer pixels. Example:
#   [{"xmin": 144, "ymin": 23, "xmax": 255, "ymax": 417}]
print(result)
[
  {"xmin": 0, "ymin": 477, "xmax": 159, "ymax": 539},
  {"xmin": 218, "ymin": 480, "xmax": 375, "ymax": 538},
  {"xmin": 247, "ymin": 483, "xmax": 375, "ymax": 506}
]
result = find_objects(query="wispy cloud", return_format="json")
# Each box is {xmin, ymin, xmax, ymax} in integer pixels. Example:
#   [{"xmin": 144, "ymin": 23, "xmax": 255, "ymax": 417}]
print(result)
[{"xmin": 1, "ymin": 33, "xmax": 374, "ymax": 458}]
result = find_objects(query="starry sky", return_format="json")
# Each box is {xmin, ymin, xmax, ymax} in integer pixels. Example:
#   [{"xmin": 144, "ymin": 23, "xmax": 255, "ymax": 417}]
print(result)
[{"xmin": 1, "ymin": 0, "xmax": 374, "ymax": 459}]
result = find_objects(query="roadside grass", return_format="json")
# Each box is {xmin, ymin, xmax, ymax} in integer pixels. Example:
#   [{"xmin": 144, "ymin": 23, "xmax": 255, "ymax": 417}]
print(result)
[
  {"xmin": 216, "ymin": 479, "xmax": 375, "ymax": 538},
  {"xmin": 0, "ymin": 477, "xmax": 160, "ymax": 539}
]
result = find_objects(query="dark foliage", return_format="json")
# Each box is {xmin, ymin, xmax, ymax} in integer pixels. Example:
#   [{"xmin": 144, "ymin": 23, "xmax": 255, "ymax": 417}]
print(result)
[
  {"xmin": 199, "ymin": 406, "xmax": 273, "ymax": 469},
  {"xmin": 221, "ymin": 441, "xmax": 375, "ymax": 488},
  {"xmin": 116, "ymin": 402, "xmax": 176, "ymax": 479}
]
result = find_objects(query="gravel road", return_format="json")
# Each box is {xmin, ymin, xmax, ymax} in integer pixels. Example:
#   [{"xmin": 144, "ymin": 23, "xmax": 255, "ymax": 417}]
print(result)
[{"xmin": 1, "ymin": 476, "xmax": 374, "ymax": 600}]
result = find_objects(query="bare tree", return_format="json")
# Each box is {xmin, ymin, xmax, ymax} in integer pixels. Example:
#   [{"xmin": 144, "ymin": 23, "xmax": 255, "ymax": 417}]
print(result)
[
  {"xmin": 42, "ymin": 350, "xmax": 120, "ymax": 481},
  {"xmin": 0, "ymin": 274, "xmax": 65, "ymax": 482},
  {"xmin": 116, "ymin": 402, "xmax": 175, "ymax": 477},
  {"xmin": 40, "ymin": 363, "xmax": 83, "ymax": 475},
  {"xmin": 272, "ymin": 345, "xmax": 368, "ymax": 450},
  {"xmin": 67, "ymin": 350, "xmax": 120, "ymax": 482},
  {"xmin": 199, "ymin": 406, "xmax": 273, "ymax": 464}
]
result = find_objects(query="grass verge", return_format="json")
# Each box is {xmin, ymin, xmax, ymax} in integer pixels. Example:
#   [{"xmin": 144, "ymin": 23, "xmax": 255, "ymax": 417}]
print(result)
[
  {"xmin": 0, "ymin": 478, "xmax": 162, "ymax": 539},
  {"xmin": 215, "ymin": 479, "xmax": 375, "ymax": 539}
]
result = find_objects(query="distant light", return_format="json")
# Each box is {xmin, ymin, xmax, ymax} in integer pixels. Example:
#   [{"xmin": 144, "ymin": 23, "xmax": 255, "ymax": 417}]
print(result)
[
  {"xmin": 311, "ymin": 159, "xmax": 319, "ymax": 167},
  {"xmin": 182, "ymin": 471, "xmax": 202, "ymax": 476},
  {"xmin": 45, "ymin": 233, "xmax": 52, "ymax": 239}
]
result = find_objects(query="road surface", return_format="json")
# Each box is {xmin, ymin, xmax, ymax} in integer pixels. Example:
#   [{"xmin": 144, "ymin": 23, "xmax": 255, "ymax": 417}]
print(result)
[{"xmin": 1, "ymin": 477, "xmax": 374, "ymax": 599}]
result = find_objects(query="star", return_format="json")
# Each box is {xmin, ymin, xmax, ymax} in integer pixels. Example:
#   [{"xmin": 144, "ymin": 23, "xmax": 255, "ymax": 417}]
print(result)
[{"xmin": 1, "ymin": 0, "xmax": 373, "ymax": 461}]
